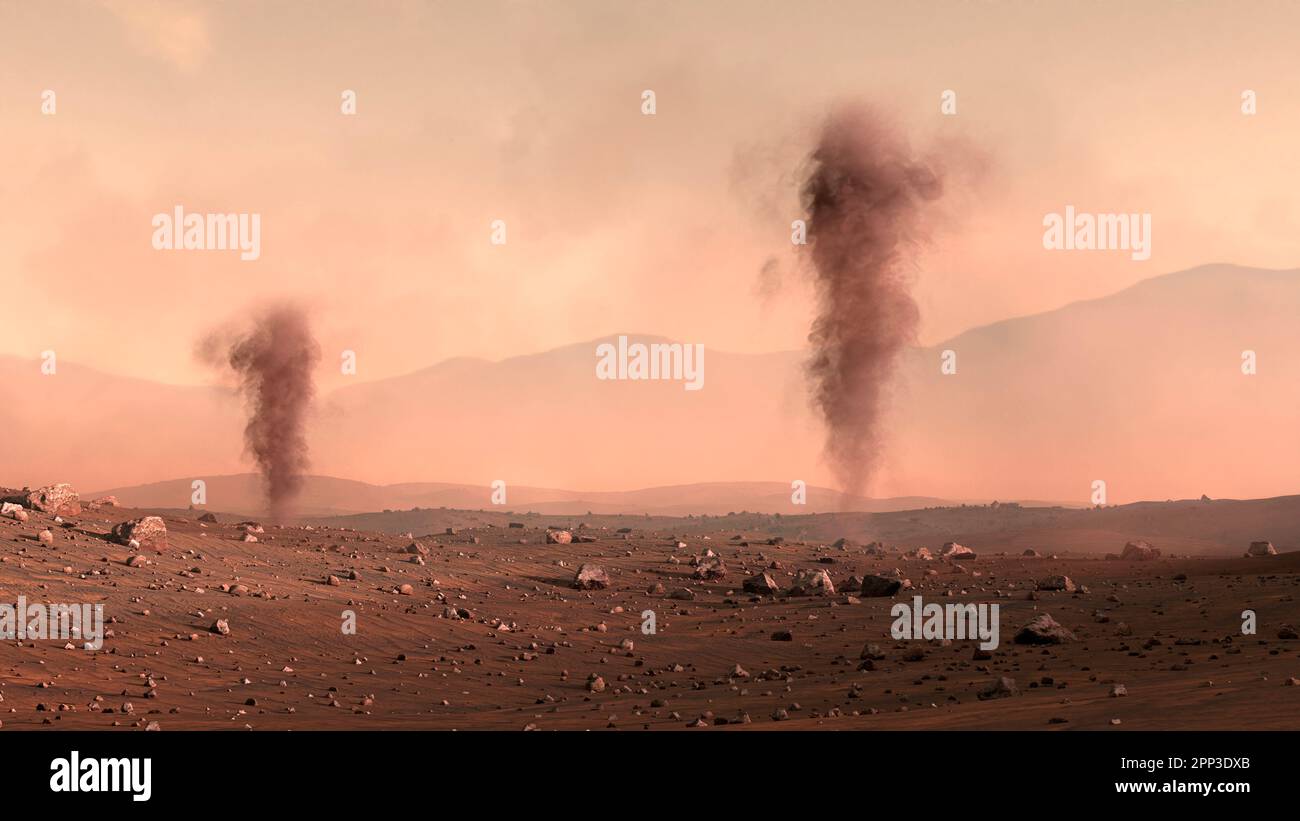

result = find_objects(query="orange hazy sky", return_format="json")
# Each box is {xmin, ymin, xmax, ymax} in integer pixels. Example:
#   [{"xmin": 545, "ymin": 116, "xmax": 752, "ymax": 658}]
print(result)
[{"xmin": 2, "ymin": 0, "xmax": 1299, "ymax": 392}]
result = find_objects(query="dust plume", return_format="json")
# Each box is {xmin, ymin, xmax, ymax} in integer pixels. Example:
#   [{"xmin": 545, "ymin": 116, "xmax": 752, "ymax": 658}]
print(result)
[
  {"xmin": 800, "ymin": 104, "xmax": 944, "ymax": 498},
  {"xmin": 198, "ymin": 305, "xmax": 321, "ymax": 520}
]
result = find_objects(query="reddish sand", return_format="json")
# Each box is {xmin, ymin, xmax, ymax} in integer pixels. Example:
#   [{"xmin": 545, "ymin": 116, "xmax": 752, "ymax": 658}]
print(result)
[{"xmin": 1, "ymin": 498, "xmax": 1297, "ymax": 730}]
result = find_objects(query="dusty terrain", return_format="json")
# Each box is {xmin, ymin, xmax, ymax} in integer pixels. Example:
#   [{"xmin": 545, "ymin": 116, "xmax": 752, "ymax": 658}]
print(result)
[
  {"xmin": 1, "ymin": 493, "xmax": 1298, "ymax": 731},
  {"xmin": 305, "ymin": 494, "xmax": 1300, "ymax": 557}
]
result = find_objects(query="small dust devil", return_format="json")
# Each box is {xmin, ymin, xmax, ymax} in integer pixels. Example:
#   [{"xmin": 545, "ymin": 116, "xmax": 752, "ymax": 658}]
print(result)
[
  {"xmin": 201, "ymin": 305, "xmax": 321, "ymax": 521},
  {"xmin": 800, "ymin": 104, "xmax": 945, "ymax": 499}
]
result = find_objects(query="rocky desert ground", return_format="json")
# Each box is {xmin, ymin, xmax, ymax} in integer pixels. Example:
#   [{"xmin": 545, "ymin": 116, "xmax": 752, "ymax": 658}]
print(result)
[{"xmin": 2, "ymin": 484, "xmax": 1298, "ymax": 731}]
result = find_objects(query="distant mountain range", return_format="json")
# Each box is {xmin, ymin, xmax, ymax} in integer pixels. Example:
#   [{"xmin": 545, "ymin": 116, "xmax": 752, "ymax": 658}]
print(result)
[
  {"xmin": 5, "ymin": 264, "xmax": 1300, "ymax": 503},
  {"xmin": 87, "ymin": 473, "xmax": 975, "ymax": 517}
]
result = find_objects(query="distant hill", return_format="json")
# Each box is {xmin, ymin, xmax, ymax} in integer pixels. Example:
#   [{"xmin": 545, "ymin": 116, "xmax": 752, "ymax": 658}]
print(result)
[
  {"xmin": 87, "ymin": 473, "xmax": 961, "ymax": 517},
  {"xmin": 7, "ymin": 264, "xmax": 1300, "ymax": 503}
]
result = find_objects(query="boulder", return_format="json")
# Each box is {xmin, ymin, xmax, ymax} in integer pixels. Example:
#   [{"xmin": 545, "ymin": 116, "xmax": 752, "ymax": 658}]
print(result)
[
  {"xmin": 978, "ymin": 676, "xmax": 1019, "ymax": 700},
  {"xmin": 23, "ymin": 484, "xmax": 81, "ymax": 516},
  {"xmin": 1120, "ymin": 540, "xmax": 1161, "ymax": 560},
  {"xmin": 1036, "ymin": 575, "xmax": 1077, "ymax": 592},
  {"xmin": 111, "ymin": 516, "xmax": 168, "ymax": 550},
  {"xmin": 860, "ymin": 643, "xmax": 887, "ymax": 660},
  {"xmin": 546, "ymin": 529, "xmax": 573, "ymax": 545},
  {"xmin": 692, "ymin": 553, "xmax": 727, "ymax": 580},
  {"xmin": 573, "ymin": 563, "xmax": 609, "ymax": 590},
  {"xmin": 197, "ymin": 512, "xmax": 218, "ymax": 524},
  {"xmin": 941, "ymin": 542, "xmax": 977, "ymax": 560},
  {"xmin": 1246, "ymin": 541, "xmax": 1278, "ymax": 558},
  {"xmin": 742, "ymin": 571, "xmax": 780, "ymax": 595},
  {"xmin": 857, "ymin": 574, "xmax": 908, "ymax": 597},
  {"xmin": 1014, "ymin": 614, "xmax": 1077, "ymax": 645},
  {"xmin": 788, "ymin": 568, "xmax": 835, "ymax": 596},
  {"xmin": 907, "ymin": 547, "xmax": 934, "ymax": 561}
]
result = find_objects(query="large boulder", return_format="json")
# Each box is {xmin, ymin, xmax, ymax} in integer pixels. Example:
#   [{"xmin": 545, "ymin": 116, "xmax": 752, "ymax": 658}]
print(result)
[
  {"xmin": 111, "ymin": 516, "xmax": 168, "ymax": 550},
  {"xmin": 1246, "ymin": 541, "xmax": 1278, "ymax": 558},
  {"xmin": 978, "ymin": 676, "xmax": 1019, "ymax": 700},
  {"xmin": 1120, "ymin": 540, "xmax": 1161, "ymax": 560},
  {"xmin": 692, "ymin": 552, "xmax": 727, "ymax": 580},
  {"xmin": 573, "ymin": 563, "xmax": 609, "ymax": 590},
  {"xmin": 23, "ymin": 483, "xmax": 82, "ymax": 516},
  {"xmin": 788, "ymin": 568, "xmax": 836, "ymax": 596},
  {"xmin": 546, "ymin": 529, "xmax": 573, "ymax": 545},
  {"xmin": 1014, "ymin": 613, "xmax": 1077, "ymax": 645},
  {"xmin": 1036, "ymin": 575, "xmax": 1077, "ymax": 592},
  {"xmin": 941, "ymin": 542, "xmax": 977, "ymax": 560},
  {"xmin": 742, "ymin": 571, "xmax": 780, "ymax": 595},
  {"xmin": 857, "ymin": 574, "xmax": 909, "ymax": 597}
]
